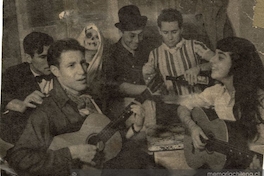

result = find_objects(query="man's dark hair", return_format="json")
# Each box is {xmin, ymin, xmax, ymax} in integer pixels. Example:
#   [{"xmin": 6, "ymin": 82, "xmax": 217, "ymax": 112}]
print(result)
[
  {"xmin": 47, "ymin": 38, "xmax": 85, "ymax": 67},
  {"xmin": 23, "ymin": 32, "xmax": 54, "ymax": 57},
  {"xmin": 157, "ymin": 8, "xmax": 183, "ymax": 29}
]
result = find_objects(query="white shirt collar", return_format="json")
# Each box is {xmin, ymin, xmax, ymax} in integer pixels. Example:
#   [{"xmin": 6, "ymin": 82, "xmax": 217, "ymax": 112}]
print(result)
[
  {"xmin": 222, "ymin": 85, "xmax": 236, "ymax": 106},
  {"xmin": 30, "ymin": 67, "xmax": 40, "ymax": 77},
  {"xmin": 161, "ymin": 38, "xmax": 186, "ymax": 54}
]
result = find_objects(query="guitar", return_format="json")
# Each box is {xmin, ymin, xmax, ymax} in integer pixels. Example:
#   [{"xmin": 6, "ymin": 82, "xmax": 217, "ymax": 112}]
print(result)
[
  {"xmin": 49, "ymin": 72, "xmax": 164, "ymax": 168},
  {"xmin": 184, "ymin": 107, "xmax": 263, "ymax": 170}
]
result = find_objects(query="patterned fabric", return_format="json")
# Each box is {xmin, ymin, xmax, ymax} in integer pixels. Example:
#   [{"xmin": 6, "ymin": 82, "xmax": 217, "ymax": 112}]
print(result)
[
  {"xmin": 38, "ymin": 79, "xmax": 53, "ymax": 96},
  {"xmin": 143, "ymin": 38, "xmax": 211, "ymax": 96},
  {"xmin": 65, "ymin": 91, "xmax": 102, "ymax": 115},
  {"xmin": 77, "ymin": 23, "xmax": 104, "ymax": 86}
]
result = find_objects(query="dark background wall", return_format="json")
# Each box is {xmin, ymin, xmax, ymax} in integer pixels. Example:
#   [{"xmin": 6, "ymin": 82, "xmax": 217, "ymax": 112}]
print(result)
[
  {"xmin": 2, "ymin": 0, "xmax": 264, "ymax": 72},
  {"xmin": 2, "ymin": 0, "xmax": 20, "ymax": 71}
]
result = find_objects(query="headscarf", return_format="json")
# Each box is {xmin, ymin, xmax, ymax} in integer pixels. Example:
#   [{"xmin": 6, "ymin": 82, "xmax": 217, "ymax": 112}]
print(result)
[{"xmin": 77, "ymin": 23, "xmax": 104, "ymax": 85}]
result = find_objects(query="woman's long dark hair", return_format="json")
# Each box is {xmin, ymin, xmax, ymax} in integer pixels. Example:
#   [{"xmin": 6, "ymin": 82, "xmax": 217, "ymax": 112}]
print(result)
[{"xmin": 217, "ymin": 37, "xmax": 264, "ymax": 140}]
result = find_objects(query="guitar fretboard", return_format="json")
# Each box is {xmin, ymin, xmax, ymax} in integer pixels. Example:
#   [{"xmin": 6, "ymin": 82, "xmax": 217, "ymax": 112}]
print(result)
[
  {"xmin": 96, "ymin": 89, "xmax": 153, "ymax": 143},
  {"xmin": 205, "ymin": 131, "xmax": 263, "ymax": 168},
  {"xmin": 95, "ymin": 71, "xmax": 164, "ymax": 143}
]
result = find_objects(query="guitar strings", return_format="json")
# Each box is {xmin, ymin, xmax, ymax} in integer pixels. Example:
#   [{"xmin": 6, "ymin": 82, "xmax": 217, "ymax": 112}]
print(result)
[{"xmin": 208, "ymin": 138, "xmax": 254, "ymax": 158}]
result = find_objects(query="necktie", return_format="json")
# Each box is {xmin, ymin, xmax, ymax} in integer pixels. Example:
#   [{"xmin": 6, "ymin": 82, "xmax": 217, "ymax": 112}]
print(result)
[{"xmin": 35, "ymin": 75, "xmax": 53, "ymax": 83}]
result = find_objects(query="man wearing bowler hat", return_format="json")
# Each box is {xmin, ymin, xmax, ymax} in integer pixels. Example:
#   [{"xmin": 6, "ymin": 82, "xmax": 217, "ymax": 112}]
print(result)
[
  {"xmin": 101, "ymin": 5, "xmax": 163, "ymax": 175},
  {"xmin": 103, "ymin": 5, "xmax": 155, "ymax": 120}
]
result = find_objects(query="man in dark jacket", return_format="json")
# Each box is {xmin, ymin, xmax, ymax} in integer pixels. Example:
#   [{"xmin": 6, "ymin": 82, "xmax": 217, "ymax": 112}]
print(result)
[
  {"xmin": 6, "ymin": 39, "xmax": 147, "ymax": 176},
  {"xmin": 103, "ymin": 5, "xmax": 158, "ymax": 123},
  {"xmin": 1, "ymin": 32, "xmax": 54, "ymax": 143},
  {"xmin": 104, "ymin": 5, "xmax": 150, "ymax": 97}
]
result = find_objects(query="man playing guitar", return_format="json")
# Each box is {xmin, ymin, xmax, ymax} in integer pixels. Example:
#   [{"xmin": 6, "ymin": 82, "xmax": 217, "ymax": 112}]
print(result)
[
  {"xmin": 177, "ymin": 37, "xmax": 264, "ymax": 171},
  {"xmin": 5, "ymin": 39, "xmax": 149, "ymax": 176}
]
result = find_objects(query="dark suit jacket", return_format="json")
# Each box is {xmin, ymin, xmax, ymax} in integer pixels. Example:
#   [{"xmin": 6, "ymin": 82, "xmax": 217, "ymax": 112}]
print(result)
[
  {"xmin": 1, "ymin": 62, "xmax": 41, "ymax": 143},
  {"xmin": 1, "ymin": 62, "xmax": 40, "ymax": 109}
]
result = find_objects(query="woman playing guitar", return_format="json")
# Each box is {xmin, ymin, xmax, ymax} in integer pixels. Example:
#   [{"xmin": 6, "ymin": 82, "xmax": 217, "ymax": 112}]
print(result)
[{"xmin": 178, "ymin": 37, "xmax": 264, "ymax": 170}]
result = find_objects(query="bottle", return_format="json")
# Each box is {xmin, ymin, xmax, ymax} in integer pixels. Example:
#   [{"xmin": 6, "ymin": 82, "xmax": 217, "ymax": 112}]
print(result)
[{"xmin": 166, "ymin": 75, "xmax": 209, "ymax": 85}]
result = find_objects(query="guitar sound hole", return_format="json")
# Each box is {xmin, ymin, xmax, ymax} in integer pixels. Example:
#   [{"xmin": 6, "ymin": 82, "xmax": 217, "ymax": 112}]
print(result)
[
  {"xmin": 86, "ymin": 134, "xmax": 105, "ymax": 152},
  {"xmin": 86, "ymin": 134, "xmax": 106, "ymax": 168},
  {"xmin": 207, "ymin": 133, "xmax": 215, "ymax": 140},
  {"xmin": 206, "ymin": 144, "xmax": 214, "ymax": 154}
]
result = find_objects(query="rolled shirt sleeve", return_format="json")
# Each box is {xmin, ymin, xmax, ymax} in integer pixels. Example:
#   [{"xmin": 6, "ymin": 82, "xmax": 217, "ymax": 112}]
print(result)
[
  {"xmin": 179, "ymin": 85, "xmax": 218, "ymax": 110},
  {"xmin": 180, "ymin": 84, "xmax": 237, "ymax": 121}
]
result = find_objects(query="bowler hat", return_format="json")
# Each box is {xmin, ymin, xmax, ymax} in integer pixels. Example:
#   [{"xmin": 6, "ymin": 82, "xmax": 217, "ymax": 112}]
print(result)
[{"xmin": 115, "ymin": 5, "xmax": 147, "ymax": 31}]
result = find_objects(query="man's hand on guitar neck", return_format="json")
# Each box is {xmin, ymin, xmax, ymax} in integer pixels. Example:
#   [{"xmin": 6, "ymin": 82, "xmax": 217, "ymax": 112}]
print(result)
[
  {"xmin": 69, "ymin": 144, "xmax": 97, "ymax": 166},
  {"xmin": 126, "ymin": 101, "xmax": 145, "ymax": 139},
  {"xmin": 131, "ymin": 102, "xmax": 145, "ymax": 128}
]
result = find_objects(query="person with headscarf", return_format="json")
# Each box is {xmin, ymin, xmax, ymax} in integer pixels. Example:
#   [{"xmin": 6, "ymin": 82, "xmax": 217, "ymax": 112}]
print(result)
[{"xmin": 77, "ymin": 23, "xmax": 108, "ymax": 111}]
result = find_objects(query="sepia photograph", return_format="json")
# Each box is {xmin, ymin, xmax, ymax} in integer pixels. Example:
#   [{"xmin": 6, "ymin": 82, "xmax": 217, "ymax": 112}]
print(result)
[{"xmin": 1, "ymin": 0, "xmax": 264, "ymax": 175}]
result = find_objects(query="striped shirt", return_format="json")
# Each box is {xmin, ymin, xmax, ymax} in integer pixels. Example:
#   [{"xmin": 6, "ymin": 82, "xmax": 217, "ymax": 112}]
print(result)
[{"xmin": 143, "ymin": 38, "xmax": 211, "ymax": 96}]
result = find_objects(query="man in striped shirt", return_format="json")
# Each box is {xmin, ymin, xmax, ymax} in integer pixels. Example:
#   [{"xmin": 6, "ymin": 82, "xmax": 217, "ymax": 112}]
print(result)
[
  {"xmin": 143, "ymin": 8, "xmax": 214, "ymax": 97},
  {"xmin": 142, "ymin": 8, "xmax": 214, "ymax": 124}
]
